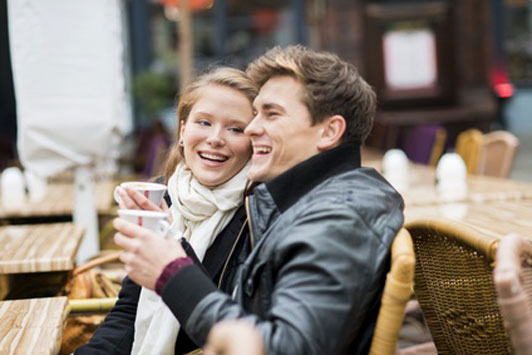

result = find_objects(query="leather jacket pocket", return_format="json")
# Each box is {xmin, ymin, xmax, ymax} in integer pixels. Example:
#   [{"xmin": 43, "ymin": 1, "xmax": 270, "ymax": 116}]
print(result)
[{"xmin": 244, "ymin": 260, "xmax": 275, "ymax": 317}]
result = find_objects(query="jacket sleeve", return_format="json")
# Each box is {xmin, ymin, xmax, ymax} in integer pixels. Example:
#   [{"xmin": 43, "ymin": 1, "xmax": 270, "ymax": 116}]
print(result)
[
  {"xmin": 161, "ymin": 202, "xmax": 399, "ymax": 355},
  {"xmin": 75, "ymin": 276, "xmax": 141, "ymax": 355}
]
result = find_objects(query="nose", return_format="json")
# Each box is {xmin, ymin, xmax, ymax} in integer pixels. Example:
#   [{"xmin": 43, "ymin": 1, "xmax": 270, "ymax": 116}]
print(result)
[
  {"xmin": 206, "ymin": 126, "xmax": 225, "ymax": 147},
  {"xmin": 244, "ymin": 116, "xmax": 263, "ymax": 137}
]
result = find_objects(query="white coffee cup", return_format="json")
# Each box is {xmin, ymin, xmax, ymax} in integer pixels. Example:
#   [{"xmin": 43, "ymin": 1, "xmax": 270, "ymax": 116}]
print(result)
[
  {"xmin": 117, "ymin": 209, "xmax": 171, "ymax": 237},
  {"xmin": 114, "ymin": 181, "xmax": 166, "ymax": 207}
]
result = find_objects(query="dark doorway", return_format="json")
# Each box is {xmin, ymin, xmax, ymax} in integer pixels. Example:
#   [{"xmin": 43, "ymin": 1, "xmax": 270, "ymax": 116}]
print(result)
[{"xmin": 0, "ymin": 0, "xmax": 17, "ymax": 170}]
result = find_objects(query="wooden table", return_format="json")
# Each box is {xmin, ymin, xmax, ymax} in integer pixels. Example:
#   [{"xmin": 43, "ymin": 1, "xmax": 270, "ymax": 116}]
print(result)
[
  {"xmin": 363, "ymin": 160, "xmax": 532, "ymax": 207},
  {"xmin": 0, "ymin": 297, "xmax": 69, "ymax": 354},
  {"xmin": 0, "ymin": 223, "xmax": 84, "ymax": 274},
  {"xmin": 0, "ymin": 180, "xmax": 115, "ymax": 219},
  {"xmin": 406, "ymin": 199, "xmax": 532, "ymax": 239},
  {"xmin": 0, "ymin": 223, "xmax": 84, "ymax": 300},
  {"xmin": 400, "ymin": 174, "xmax": 532, "ymax": 207}
]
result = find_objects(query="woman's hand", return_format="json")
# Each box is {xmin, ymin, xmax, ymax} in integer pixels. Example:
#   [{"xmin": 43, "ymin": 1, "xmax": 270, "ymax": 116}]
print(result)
[
  {"xmin": 113, "ymin": 217, "xmax": 186, "ymax": 289},
  {"xmin": 117, "ymin": 186, "xmax": 169, "ymax": 213}
]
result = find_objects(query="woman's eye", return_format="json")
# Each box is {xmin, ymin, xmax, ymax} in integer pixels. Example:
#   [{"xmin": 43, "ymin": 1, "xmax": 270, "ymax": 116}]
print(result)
[
  {"xmin": 267, "ymin": 111, "xmax": 278, "ymax": 118},
  {"xmin": 229, "ymin": 127, "xmax": 244, "ymax": 133},
  {"xmin": 197, "ymin": 120, "xmax": 211, "ymax": 126}
]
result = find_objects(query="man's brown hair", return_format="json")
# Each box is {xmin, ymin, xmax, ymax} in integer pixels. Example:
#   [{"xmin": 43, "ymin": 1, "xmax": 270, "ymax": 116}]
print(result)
[{"xmin": 246, "ymin": 45, "xmax": 376, "ymax": 144}]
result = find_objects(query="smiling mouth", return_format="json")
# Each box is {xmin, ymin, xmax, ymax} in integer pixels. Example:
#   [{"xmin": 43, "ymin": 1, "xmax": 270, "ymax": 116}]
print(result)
[
  {"xmin": 199, "ymin": 152, "xmax": 229, "ymax": 162},
  {"xmin": 253, "ymin": 146, "xmax": 272, "ymax": 155}
]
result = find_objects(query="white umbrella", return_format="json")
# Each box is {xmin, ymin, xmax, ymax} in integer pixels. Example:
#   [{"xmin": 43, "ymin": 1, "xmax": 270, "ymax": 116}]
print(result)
[{"xmin": 8, "ymin": 0, "xmax": 133, "ymax": 262}]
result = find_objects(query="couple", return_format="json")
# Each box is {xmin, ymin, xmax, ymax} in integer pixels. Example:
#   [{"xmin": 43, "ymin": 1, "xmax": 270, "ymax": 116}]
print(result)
[{"xmin": 77, "ymin": 45, "xmax": 404, "ymax": 355}]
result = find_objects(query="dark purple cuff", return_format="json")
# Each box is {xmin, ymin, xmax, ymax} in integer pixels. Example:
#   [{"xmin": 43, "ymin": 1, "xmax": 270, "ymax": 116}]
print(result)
[{"xmin": 155, "ymin": 256, "xmax": 193, "ymax": 295}]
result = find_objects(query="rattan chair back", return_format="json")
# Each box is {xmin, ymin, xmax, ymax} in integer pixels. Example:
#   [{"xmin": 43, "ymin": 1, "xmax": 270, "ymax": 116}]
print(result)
[
  {"xmin": 370, "ymin": 228, "xmax": 415, "ymax": 355},
  {"xmin": 477, "ymin": 131, "xmax": 520, "ymax": 178},
  {"xmin": 494, "ymin": 234, "xmax": 532, "ymax": 355},
  {"xmin": 406, "ymin": 218, "xmax": 512, "ymax": 354},
  {"xmin": 429, "ymin": 127, "xmax": 447, "ymax": 167},
  {"xmin": 455, "ymin": 128, "xmax": 483, "ymax": 174}
]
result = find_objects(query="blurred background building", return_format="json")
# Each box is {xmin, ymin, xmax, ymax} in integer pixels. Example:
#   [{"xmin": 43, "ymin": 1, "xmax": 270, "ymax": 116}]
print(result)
[{"xmin": 1, "ymin": 0, "xmax": 531, "ymax": 177}]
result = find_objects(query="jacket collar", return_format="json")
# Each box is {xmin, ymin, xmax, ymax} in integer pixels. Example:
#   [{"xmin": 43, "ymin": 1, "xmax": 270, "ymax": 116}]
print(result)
[{"xmin": 264, "ymin": 142, "xmax": 361, "ymax": 213}]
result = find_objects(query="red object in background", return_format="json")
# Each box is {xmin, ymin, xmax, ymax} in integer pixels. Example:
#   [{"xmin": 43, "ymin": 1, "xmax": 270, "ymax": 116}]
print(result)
[
  {"xmin": 252, "ymin": 9, "xmax": 280, "ymax": 34},
  {"xmin": 160, "ymin": 0, "xmax": 213, "ymax": 12},
  {"xmin": 491, "ymin": 68, "xmax": 514, "ymax": 98},
  {"xmin": 494, "ymin": 83, "xmax": 514, "ymax": 99}
]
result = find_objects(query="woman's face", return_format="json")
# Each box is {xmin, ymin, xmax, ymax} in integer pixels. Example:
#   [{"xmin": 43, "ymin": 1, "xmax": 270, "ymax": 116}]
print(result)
[{"xmin": 180, "ymin": 84, "xmax": 253, "ymax": 188}]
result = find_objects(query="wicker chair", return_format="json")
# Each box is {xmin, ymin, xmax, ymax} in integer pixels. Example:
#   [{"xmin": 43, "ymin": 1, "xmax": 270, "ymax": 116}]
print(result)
[
  {"xmin": 406, "ymin": 218, "xmax": 513, "ymax": 354},
  {"xmin": 455, "ymin": 128, "xmax": 483, "ymax": 174},
  {"xmin": 369, "ymin": 228, "xmax": 415, "ymax": 355},
  {"xmin": 477, "ymin": 131, "xmax": 520, "ymax": 178},
  {"xmin": 494, "ymin": 234, "xmax": 532, "ymax": 355}
]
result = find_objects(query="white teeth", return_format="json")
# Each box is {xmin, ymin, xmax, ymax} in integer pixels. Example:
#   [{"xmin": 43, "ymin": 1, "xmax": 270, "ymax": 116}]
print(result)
[
  {"xmin": 199, "ymin": 152, "xmax": 228, "ymax": 162},
  {"xmin": 254, "ymin": 147, "xmax": 271, "ymax": 154}
]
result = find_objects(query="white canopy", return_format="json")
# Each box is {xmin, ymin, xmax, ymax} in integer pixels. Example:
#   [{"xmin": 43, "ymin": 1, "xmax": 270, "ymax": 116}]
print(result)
[{"xmin": 8, "ymin": 0, "xmax": 132, "ymax": 177}]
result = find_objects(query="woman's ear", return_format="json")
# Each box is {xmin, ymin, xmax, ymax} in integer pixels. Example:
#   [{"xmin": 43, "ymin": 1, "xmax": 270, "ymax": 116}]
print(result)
[
  {"xmin": 179, "ymin": 120, "xmax": 186, "ymax": 140},
  {"xmin": 317, "ymin": 115, "xmax": 346, "ymax": 151}
]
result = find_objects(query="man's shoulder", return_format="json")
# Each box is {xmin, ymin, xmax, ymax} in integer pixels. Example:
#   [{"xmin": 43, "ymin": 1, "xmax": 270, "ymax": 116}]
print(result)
[
  {"xmin": 301, "ymin": 167, "xmax": 402, "ymax": 208},
  {"xmin": 286, "ymin": 167, "xmax": 404, "ymax": 239}
]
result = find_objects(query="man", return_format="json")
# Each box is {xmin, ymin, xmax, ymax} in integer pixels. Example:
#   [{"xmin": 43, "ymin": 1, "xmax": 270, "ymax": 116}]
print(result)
[{"xmin": 114, "ymin": 45, "xmax": 404, "ymax": 354}]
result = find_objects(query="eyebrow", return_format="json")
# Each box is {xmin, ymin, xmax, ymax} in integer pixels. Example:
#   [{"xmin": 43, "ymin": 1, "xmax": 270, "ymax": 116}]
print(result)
[
  {"xmin": 190, "ymin": 111, "xmax": 213, "ymax": 118},
  {"xmin": 227, "ymin": 118, "xmax": 249, "ymax": 126},
  {"xmin": 253, "ymin": 102, "xmax": 286, "ymax": 113}
]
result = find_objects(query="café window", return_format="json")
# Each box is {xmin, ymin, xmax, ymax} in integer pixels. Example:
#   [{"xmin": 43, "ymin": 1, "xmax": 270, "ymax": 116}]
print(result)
[
  {"xmin": 364, "ymin": 1, "xmax": 455, "ymax": 107},
  {"xmin": 504, "ymin": 0, "xmax": 532, "ymax": 84},
  {"xmin": 383, "ymin": 22, "xmax": 437, "ymax": 91}
]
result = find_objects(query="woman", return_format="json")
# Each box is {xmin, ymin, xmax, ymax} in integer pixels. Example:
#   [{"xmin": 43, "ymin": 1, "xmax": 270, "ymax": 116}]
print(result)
[{"xmin": 76, "ymin": 67, "xmax": 257, "ymax": 355}]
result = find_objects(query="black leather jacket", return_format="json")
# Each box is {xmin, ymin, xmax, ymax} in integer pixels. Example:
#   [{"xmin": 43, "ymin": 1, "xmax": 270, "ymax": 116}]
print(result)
[{"xmin": 162, "ymin": 143, "xmax": 405, "ymax": 355}]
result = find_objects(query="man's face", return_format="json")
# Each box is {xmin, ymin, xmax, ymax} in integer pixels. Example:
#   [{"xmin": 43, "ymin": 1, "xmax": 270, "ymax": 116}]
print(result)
[{"xmin": 244, "ymin": 76, "xmax": 323, "ymax": 183}]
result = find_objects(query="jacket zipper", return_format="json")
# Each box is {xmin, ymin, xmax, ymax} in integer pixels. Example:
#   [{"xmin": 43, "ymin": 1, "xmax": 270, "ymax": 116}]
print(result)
[
  {"xmin": 217, "ymin": 197, "xmax": 256, "ymax": 289},
  {"xmin": 217, "ymin": 216, "xmax": 248, "ymax": 289},
  {"xmin": 245, "ymin": 197, "xmax": 255, "ymax": 250}
]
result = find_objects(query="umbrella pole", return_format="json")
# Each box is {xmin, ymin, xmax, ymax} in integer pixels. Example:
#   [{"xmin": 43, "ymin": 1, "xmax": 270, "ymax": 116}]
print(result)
[
  {"xmin": 74, "ymin": 166, "xmax": 100, "ymax": 264},
  {"xmin": 178, "ymin": 0, "xmax": 193, "ymax": 91}
]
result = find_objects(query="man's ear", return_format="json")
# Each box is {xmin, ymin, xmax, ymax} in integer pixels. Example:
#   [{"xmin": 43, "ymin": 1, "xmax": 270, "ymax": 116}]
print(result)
[{"xmin": 317, "ymin": 115, "xmax": 346, "ymax": 151}]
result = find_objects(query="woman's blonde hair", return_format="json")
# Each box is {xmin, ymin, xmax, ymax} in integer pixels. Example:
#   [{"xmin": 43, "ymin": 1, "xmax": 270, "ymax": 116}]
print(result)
[{"xmin": 161, "ymin": 67, "xmax": 258, "ymax": 181}]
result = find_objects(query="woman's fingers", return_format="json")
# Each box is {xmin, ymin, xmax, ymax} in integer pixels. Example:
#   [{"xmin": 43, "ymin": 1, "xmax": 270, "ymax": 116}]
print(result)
[
  {"xmin": 114, "ymin": 232, "xmax": 141, "ymax": 254},
  {"xmin": 117, "ymin": 187, "xmax": 140, "ymax": 210},
  {"xmin": 161, "ymin": 199, "xmax": 169, "ymax": 213},
  {"xmin": 125, "ymin": 187, "xmax": 162, "ymax": 212},
  {"xmin": 114, "ymin": 218, "xmax": 158, "ymax": 241}
]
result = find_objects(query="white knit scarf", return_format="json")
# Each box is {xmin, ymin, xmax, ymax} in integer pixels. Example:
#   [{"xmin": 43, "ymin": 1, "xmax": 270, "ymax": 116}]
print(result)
[{"xmin": 131, "ymin": 161, "xmax": 249, "ymax": 355}]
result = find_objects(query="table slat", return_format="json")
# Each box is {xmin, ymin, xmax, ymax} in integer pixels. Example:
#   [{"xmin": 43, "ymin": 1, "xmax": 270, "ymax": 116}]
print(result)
[
  {"xmin": 0, "ymin": 181, "xmax": 114, "ymax": 218},
  {"xmin": 406, "ymin": 199, "xmax": 532, "ymax": 239},
  {"xmin": 0, "ymin": 223, "xmax": 84, "ymax": 274},
  {"xmin": 0, "ymin": 297, "xmax": 69, "ymax": 355}
]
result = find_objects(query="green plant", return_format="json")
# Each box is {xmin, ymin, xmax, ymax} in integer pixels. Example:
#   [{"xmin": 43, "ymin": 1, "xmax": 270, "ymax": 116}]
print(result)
[{"xmin": 133, "ymin": 71, "xmax": 176, "ymax": 116}]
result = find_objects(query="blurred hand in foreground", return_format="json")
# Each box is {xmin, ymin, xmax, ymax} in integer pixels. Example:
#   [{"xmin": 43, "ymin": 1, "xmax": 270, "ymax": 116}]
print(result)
[{"xmin": 203, "ymin": 320, "xmax": 264, "ymax": 355}]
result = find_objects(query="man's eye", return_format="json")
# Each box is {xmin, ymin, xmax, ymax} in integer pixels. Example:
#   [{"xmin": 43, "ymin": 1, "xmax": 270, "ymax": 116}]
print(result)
[{"xmin": 267, "ymin": 112, "xmax": 278, "ymax": 118}]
